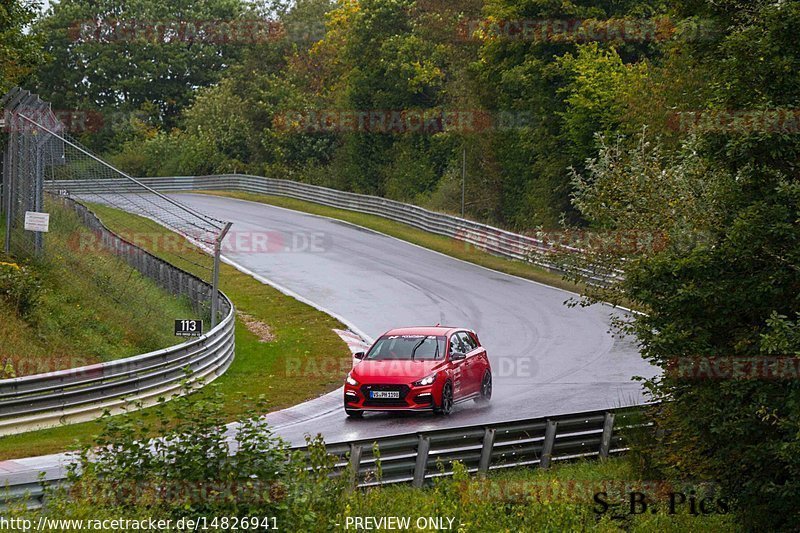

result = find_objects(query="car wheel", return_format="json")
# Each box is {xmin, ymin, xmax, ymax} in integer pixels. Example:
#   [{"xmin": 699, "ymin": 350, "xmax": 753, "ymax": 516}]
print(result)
[
  {"xmin": 434, "ymin": 382, "xmax": 454, "ymax": 415},
  {"xmin": 475, "ymin": 371, "xmax": 492, "ymax": 404},
  {"xmin": 345, "ymin": 408, "xmax": 363, "ymax": 418}
]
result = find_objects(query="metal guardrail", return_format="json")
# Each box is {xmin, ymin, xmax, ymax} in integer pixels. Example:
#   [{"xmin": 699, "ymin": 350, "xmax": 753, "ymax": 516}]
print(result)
[
  {"xmin": 0, "ymin": 198, "xmax": 236, "ymax": 436},
  {"xmin": 1, "ymin": 405, "xmax": 646, "ymax": 509},
  {"xmin": 47, "ymin": 175, "xmax": 620, "ymax": 285},
  {"xmin": 301, "ymin": 406, "xmax": 644, "ymax": 488}
]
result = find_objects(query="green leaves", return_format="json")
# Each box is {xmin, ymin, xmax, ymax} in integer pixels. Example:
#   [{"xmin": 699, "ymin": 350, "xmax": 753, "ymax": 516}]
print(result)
[
  {"xmin": 0, "ymin": 0, "xmax": 45, "ymax": 94},
  {"xmin": 0, "ymin": 261, "xmax": 43, "ymax": 318},
  {"xmin": 566, "ymin": 2, "xmax": 800, "ymax": 526},
  {"xmin": 79, "ymin": 381, "xmax": 298, "ymax": 519},
  {"xmin": 31, "ymin": 0, "xmax": 258, "ymax": 150}
]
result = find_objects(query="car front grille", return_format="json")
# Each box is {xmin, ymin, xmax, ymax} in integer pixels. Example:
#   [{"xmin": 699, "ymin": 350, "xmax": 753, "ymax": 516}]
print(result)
[{"xmin": 361, "ymin": 384, "xmax": 410, "ymax": 407}]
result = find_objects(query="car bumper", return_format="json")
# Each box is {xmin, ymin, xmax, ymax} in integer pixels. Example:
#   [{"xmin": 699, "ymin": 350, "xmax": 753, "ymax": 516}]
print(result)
[{"xmin": 344, "ymin": 383, "xmax": 438, "ymax": 410}]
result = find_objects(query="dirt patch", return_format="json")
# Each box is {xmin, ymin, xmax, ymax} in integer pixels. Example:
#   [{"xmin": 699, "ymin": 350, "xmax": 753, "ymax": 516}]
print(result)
[{"xmin": 237, "ymin": 312, "xmax": 276, "ymax": 343}]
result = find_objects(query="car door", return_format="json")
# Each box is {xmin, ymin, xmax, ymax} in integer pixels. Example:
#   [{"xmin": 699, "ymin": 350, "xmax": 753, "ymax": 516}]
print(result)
[
  {"xmin": 448, "ymin": 333, "xmax": 468, "ymax": 397},
  {"xmin": 457, "ymin": 331, "xmax": 483, "ymax": 396}
]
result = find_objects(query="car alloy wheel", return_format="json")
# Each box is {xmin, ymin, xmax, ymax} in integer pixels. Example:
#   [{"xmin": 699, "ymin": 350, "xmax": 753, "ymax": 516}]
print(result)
[
  {"xmin": 476, "ymin": 371, "xmax": 492, "ymax": 403},
  {"xmin": 435, "ymin": 382, "xmax": 453, "ymax": 415}
]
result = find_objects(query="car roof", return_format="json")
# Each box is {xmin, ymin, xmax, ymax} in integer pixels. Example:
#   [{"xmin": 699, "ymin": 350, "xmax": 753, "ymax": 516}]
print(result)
[{"xmin": 382, "ymin": 326, "xmax": 465, "ymax": 337}]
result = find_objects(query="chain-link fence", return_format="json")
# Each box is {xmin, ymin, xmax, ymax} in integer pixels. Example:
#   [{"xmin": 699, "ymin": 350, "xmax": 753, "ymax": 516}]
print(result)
[
  {"xmin": 1, "ymin": 88, "xmax": 232, "ymax": 324},
  {"xmin": 1, "ymin": 88, "xmax": 65, "ymax": 257}
]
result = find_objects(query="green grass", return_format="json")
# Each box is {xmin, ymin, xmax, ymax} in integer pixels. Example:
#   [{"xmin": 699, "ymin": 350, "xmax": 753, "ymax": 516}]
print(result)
[
  {"xmin": 0, "ymin": 200, "xmax": 196, "ymax": 376},
  {"xmin": 193, "ymin": 190, "xmax": 584, "ymax": 295},
  {"xmin": 0, "ymin": 202, "xmax": 351, "ymax": 460},
  {"xmin": 346, "ymin": 457, "xmax": 739, "ymax": 532},
  {"xmin": 8, "ymin": 454, "xmax": 739, "ymax": 532},
  {"xmin": 0, "ymin": 190, "xmax": 603, "ymax": 460}
]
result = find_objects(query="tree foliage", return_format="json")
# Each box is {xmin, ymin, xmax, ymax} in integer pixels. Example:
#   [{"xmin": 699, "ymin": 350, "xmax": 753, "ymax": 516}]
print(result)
[
  {"xmin": 31, "ymin": 0, "xmax": 261, "ymax": 149},
  {"xmin": 0, "ymin": 0, "xmax": 44, "ymax": 93},
  {"xmin": 11, "ymin": 0, "xmax": 800, "ymax": 527},
  {"xmin": 566, "ymin": 1, "xmax": 800, "ymax": 528}
]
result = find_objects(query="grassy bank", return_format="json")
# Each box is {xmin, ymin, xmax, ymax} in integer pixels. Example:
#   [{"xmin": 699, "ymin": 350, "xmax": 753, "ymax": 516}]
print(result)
[
  {"xmin": 0, "ymin": 203, "xmax": 351, "ymax": 460},
  {"xmin": 194, "ymin": 190, "xmax": 583, "ymax": 295},
  {"xmin": 10, "ymin": 455, "xmax": 738, "ymax": 532},
  {"xmin": 344, "ymin": 458, "xmax": 737, "ymax": 532},
  {"xmin": 5, "ymin": 351, "xmax": 736, "ymax": 531},
  {"xmin": 0, "ymin": 200, "xmax": 196, "ymax": 377}
]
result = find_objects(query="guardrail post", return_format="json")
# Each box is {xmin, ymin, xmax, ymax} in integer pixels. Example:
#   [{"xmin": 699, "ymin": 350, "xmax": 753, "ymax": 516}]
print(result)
[
  {"xmin": 348, "ymin": 443, "xmax": 362, "ymax": 491},
  {"xmin": 477, "ymin": 428, "xmax": 495, "ymax": 476},
  {"xmin": 540, "ymin": 420, "xmax": 557, "ymax": 469},
  {"xmin": 211, "ymin": 222, "xmax": 232, "ymax": 328},
  {"xmin": 412, "ymin": 436, "xmax": 431, "ymax": 488},
  {"xmin": 599, "ymin": 412, "xmax": 615, "ymax": 459}
]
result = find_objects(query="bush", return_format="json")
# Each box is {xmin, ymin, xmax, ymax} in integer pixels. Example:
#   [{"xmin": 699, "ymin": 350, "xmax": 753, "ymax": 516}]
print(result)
[
  {"xmin": 12, "ymin": 383, "xmax": 737, "ymax": 532},
  {"xmin": 0, "ymin": 261, "xmax": 43, "ymax": 318},
  {"xmin": 55, "ymin": 381, "xmax": 347, "ymax": 529}
]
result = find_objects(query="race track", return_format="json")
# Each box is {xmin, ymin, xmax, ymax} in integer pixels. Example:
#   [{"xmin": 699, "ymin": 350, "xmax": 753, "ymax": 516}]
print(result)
[{"xmin": 163, "ymin": 193, "xmax": 657, "ymax": 445}]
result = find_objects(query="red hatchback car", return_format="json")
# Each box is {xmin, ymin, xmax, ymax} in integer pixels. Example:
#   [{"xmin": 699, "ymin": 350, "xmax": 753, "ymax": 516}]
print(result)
[{"xmin": 343, "ymin": 326, "xmax": 492, "ymax": 417}]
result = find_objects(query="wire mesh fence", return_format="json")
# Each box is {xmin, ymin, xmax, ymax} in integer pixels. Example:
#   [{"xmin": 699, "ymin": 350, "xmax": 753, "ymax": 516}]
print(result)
[
  {"xmin": 1, "ymin": 88, "xmax": 232, "ymax": 323},
  {"xmin": 1, "ymin": 88, "xmax": 65, "ymax": 257}
]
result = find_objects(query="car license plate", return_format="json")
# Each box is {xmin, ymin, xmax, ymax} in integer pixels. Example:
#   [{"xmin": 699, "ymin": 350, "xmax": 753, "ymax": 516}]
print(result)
[{"xmin": 371, "ymin": 390, "xmax": 400, "ymax": 399}]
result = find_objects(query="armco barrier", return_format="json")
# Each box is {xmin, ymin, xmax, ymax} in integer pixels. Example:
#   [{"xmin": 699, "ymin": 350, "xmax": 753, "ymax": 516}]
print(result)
[
  {"xmin": 0, "ymin": 198, "xmax": 235, "ymax": 436},
  {"xmin": 301, "ymin": 405, "xmax": 645, "ymax": 488},
  {"xmin": 1, "ymin": 405, "xmax": 647, "ymax": 509},
  {"xmin": 46, "ymin": 175, "xmax": 621, "ymax": 285}
]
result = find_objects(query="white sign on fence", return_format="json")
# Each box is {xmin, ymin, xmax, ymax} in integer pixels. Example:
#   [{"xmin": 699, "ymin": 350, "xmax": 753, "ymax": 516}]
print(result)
[{"xmin": 24, "ymin": 211, "xmax": 50, "ymax": 233}]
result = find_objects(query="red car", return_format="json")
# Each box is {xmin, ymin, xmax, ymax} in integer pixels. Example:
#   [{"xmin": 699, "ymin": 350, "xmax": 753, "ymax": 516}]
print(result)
[{"xmin": 343, "ymin": 326, "xmax": 492, "ymax": 417}]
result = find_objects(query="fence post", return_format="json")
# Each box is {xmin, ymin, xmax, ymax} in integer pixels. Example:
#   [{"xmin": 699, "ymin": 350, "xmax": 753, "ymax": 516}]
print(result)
[
  {"xmin": 599, "ymin": 412, "xmax": 615, "ymax": 459},
  {"xmin": 477, "ymin": 428, "xmax": 495, "ymax": 476},
  {"xmin": 540, "ymin": 419, "xmax": 557, "ymax": 469},
  {"xmin": 412, "ymin": 436, "xmax": 431, "ymax": 488},
  {"xmin": 348, "ymin": 443, "xmax": 362, "ymax": 491},
  {"xmin": 211, "ymin": 222, "xmax": 232, "ymax": 327},
  {"xmin": 3, "ymin": 137, "xmax": 13, "ymax": 254},
  {"xmin": 33, "ymin": 141, "xmax": 43, "ymax": 256}
]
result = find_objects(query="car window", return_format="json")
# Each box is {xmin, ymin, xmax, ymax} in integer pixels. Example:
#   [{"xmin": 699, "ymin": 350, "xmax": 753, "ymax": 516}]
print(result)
[
  {"xmin": 458, "ymin": 331, "xmax": 478, "ymax": 352},
  {"xmin": 449, "ymin": 334, "xmax": 466, "ymax": 355},
  {"xmin": 366, "ymin": 335, "xmax": 445, "ymax": 360}
]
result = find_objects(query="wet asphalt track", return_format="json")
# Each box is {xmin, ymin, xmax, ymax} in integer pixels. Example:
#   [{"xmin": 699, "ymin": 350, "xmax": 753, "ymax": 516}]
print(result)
[{"xmin": 162, "ymin": 193, "xmax": 657, "ymax": 446}]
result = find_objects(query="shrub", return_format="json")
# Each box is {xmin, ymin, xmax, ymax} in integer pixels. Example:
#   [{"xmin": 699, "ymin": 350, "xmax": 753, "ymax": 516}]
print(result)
[
  {"xmin": 18, "ymin": 383, "xmax": 737, "ymax": 532},
  {"xmin": 57, "ymin": 381, "xmax": 347, "ymax": 528},
  {"xmin": 0, "ymin": 261, "xmax": 43, "ymax": 318}
]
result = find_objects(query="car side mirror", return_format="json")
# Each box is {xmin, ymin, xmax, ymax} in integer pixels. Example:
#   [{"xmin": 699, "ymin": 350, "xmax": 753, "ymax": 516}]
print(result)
[
  {"xmin": 451, "ymin": 352, "xmax": 466, "ymax": 361},
  {"xmin": 354, "ymin": 351, "xmax": 366, "ymax": 360}
]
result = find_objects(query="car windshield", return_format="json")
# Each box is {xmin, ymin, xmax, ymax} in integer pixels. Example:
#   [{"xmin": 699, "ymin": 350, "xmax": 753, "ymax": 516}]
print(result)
[{"xmin": 365, "ymin": 335, "xmax": 446, "ymax": 361}]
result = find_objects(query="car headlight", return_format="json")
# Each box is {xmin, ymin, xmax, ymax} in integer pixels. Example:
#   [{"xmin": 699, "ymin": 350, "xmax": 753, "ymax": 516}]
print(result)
[
  {"xmin": 413, "ymin": 372, "xmax": 439, "ymax": 387},
  {"xmin": 346, "ymin": 374, "xmax": 358, "ymax": 386}
]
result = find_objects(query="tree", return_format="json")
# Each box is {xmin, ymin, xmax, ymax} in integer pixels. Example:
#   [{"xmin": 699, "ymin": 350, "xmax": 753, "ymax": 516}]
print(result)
[
  {"xmin": 0, "ymin": 0, "xmax": 45, "ymax": 94},
  {"xmin": 569, "ymin": 1, "xmax": 800, "ymax": 527},
  {"xmin": 31, "ymin": 0, "xmax": 259, "ymax": 148}
]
